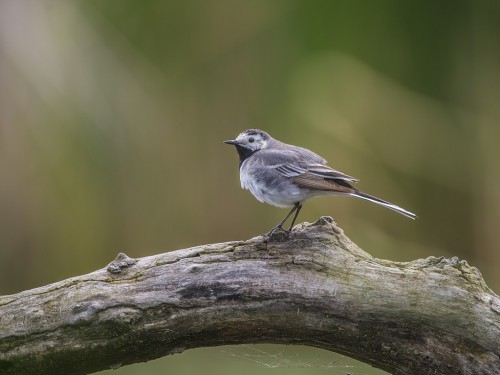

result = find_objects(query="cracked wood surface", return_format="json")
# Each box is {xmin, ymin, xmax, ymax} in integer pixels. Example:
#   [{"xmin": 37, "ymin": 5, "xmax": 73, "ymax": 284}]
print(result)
[{"xmin": 0, "ymin": 217, "xmax": 499, "ymax": 375}]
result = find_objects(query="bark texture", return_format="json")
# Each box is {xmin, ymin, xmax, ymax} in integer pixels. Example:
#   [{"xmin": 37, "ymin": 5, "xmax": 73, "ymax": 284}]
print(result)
[{"xmin": 0, "ymin": 217, "xmax": 499, "ymax": 375}]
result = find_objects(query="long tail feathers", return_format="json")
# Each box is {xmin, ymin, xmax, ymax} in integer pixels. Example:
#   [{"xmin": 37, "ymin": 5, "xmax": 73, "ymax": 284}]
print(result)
[{"xmin": 352, "ymin": 191, "xmax": 417, "ymax": 219}]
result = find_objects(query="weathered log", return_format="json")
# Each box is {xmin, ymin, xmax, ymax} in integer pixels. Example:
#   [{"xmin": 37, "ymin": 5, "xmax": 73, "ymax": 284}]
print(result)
[{"xmin": 0, "ymin": 217, "xmax": 499, "ymax": 375}]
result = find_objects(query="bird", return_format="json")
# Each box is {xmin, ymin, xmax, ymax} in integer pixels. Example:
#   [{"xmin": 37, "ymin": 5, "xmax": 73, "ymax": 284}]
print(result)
[{"xmin": 224, "ymin": 129, "xmax": 416, "ymax": 235}]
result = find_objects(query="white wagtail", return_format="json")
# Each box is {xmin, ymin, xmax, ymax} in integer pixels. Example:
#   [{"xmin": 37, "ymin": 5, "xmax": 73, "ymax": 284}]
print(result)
[{"xmin": 224, "ymin": 129, "xmax": 416, "ymax": 234}]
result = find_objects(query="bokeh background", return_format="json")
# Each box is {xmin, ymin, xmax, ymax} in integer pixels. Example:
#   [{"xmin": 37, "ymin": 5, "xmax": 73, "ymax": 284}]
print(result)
[{"xmin": 1, "ymin": 1, "xmax": 499, "ymax": 374}]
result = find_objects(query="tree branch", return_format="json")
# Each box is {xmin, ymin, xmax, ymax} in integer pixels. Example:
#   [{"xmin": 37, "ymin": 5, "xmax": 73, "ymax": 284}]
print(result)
[{"xmin": 1, "ymin": 217, "xmax": 499, "ymax": 375}]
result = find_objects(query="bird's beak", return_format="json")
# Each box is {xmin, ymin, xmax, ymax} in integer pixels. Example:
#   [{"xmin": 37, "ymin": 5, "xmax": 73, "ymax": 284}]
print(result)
[{"xmin": 224, "ymin": 139, "xmax": 239, "ymax": 145}]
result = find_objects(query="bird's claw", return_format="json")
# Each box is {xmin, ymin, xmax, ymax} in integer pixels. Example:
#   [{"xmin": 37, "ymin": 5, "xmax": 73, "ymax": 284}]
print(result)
[{"xmin": 263, "ymin": 226, "xmax": 290, "ymax": 241}]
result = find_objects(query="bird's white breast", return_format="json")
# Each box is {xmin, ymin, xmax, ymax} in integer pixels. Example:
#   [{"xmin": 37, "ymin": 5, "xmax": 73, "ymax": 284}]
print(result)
[{"xmin": 239, "ymin": 158, "xmax": 316, "ymax": 208}]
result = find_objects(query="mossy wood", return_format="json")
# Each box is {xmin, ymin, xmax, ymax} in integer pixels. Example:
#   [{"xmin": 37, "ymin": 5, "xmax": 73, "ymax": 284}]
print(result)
[{"xmin": 0, "ymin": 217, "xmax": 499, "ymax": 375}]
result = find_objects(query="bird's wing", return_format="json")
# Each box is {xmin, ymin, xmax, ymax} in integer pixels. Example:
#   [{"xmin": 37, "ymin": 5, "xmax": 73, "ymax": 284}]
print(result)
[
  {"xmin": 272, "ymin": 159, "xmax": 358, "ymax": 182},
  {"xmin": 257, "ymin": 149, "xmax": 358, "ymax": 192},
  {"xmin": 291, "ymin": 172, "xmax": 356, "ymax": 192},
  {"xmin": 305, "ymin": 163, "xmax": 358, "ymax": 182}
]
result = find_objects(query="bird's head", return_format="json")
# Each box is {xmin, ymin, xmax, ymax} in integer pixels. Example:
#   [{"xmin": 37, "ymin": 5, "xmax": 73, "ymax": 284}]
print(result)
[
  {"xmin": 224, "ymin": 129, "xmax": 272, "ymax": 165},
  {"xmin": 224, "ymin": 129, "xmax": 271, "ymax": 152}
]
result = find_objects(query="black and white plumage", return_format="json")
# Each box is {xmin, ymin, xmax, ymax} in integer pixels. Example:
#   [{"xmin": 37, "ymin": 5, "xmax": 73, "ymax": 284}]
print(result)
[{"xmin": 224, "ymin": 129, "xmax": 416, "ymax": 234}]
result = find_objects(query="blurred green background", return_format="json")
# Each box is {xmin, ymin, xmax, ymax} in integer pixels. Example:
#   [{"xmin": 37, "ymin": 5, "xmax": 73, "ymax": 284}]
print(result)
[{"xmin": 1, "ymin": 1, "xmax": 499, "ymax": 374}]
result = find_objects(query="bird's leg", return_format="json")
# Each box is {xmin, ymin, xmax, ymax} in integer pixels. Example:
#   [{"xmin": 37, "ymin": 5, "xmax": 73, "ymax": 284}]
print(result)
[
  {"xmin": 287, "ymin": 203, "xmax": 302, "ymax": 232},
  {"xmin": 264, "ymin": 203, "xmax": 301, "ymax": 236}
]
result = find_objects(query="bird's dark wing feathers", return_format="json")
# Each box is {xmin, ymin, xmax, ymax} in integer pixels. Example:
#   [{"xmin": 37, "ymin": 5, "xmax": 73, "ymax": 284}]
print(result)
[
  {"xmin": 257, "ymin": 148, "xmax": 358, "ymax": 192},
  {"xmin": 306, "ymin": 163, "xmax": 358, "ymax": 182},
  {"xmin": 291, "ymin": 172, "xmax": 356, "ymax": 192}
]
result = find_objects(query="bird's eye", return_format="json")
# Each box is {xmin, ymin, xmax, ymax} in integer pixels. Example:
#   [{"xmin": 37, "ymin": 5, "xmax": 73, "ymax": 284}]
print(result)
[{"xmin": 248, "ymin": 137, "xmax": 255, "ymax": 143}]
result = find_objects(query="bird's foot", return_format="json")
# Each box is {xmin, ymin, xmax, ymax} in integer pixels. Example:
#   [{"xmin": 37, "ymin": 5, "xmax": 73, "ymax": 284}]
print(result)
[{"xmin": 263, "ymin": 226, "xmax": 290, "ymax": 241}]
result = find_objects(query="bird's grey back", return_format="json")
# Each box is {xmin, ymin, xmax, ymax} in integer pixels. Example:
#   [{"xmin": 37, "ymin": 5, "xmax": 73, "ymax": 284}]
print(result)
[{"xmin": 266, "ymin": 137, "xmax": 327, "ymax": 165}]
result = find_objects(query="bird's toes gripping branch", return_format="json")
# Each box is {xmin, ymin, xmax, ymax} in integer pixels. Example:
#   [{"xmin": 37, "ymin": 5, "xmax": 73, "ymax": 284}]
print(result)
[
  {"xmin": 262, "ymin": 202, "xmax": 303, "ymax": 241},
  {"xmin": 263, "ymin": 225, "xmax": 290, "ymax": 241}
]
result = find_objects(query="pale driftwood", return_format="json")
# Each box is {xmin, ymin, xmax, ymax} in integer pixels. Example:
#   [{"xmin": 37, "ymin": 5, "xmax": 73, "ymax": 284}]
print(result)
[{"xmin": 0, "ymin": 217, "xmax": 499, "ymax": 375}]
